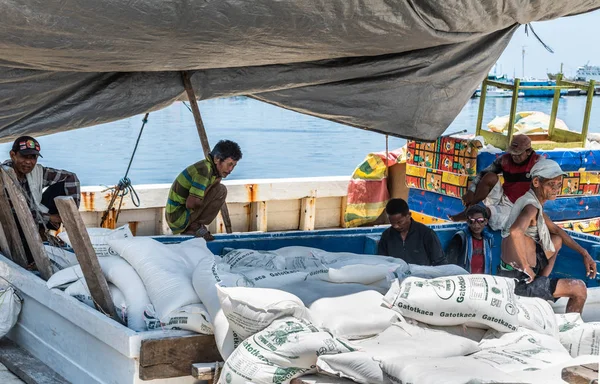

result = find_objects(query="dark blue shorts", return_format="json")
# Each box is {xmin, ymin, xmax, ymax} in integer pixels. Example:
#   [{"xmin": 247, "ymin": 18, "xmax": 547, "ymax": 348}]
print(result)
[{"xmin": 498, "ymin": 243, "xmax": 559, "ymax": 301}]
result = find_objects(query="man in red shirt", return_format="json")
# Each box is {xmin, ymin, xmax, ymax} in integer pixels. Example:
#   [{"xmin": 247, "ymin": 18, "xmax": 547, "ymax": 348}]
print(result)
[
  {"xmin": 445, "ymin": 205, "xmax": 493, "ymax": 274},
  {"xmin": 450, "ymin": 135, "xmax": 540, "ymax": 231}
]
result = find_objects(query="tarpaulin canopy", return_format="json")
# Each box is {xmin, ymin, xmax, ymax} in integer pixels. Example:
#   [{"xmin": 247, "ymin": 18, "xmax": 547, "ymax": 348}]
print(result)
[{"xmin": 0, "ymin": 1, "xmax": 598, "ymax": 142}]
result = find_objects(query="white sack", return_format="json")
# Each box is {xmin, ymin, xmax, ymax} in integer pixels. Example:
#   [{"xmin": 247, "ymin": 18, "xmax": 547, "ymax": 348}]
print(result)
[
  {"xmin": 58, "ymin": 224, "xmax": 133, "ymax": 257},
  {"xmin": 555, "ymin": 312, "xmax": 584, "ymax": 332},
  {"xmin": 219, "ymin": 317, "xmax": 353, "ymax": 384},
  {"xmin": 217, "ymin": 285, "xmax": 309, "ymax": 339},
  {"xmin": 44, "ymin": 245, "xmax": 78, "ymax": 272},
  {"xmin": 65, "ymin": 279, "xmax": 128, "ymax": 324},
  {"xmin": 559, "ymin": 322, "xmax": 600, "ymax": 357},
  {"xmin": 46, "ymin": 264, "xmax": 84, "ymax": 289},
  {"xmin": 280, "ymin": 280, "xmax": 377, "ymax": 306},
  {"xmin": 379, "ymin": 356, "xmax": 521, "ymax": 384},
  {"xmin": 0, "ymin": 286, "xmax": 22, "ymax": 338},
  {"xmin": 474, "ymin": 330, "xmax": 572, "ymax": 372},
  {"xmin": 308, "ymin": 290, "xmax": 399, "ymax": 339},
  {"xmin": 307, "ymin": 264, "xmax": 397, "ymax": 285},
  {"xmin": 143, "ymin": 303, "xmax": 213, "ymax": 335},
  {"xmin": 382, "ymin": 275, "xmax": 519, "ymax": 332},
  {"xmin": 317, "ymin": 321, "xmax": 480, "ymax": 384},
  {"xmin": 393, "ymin": 263, "xmax": 470, "ymax": 281},
  {"xmin": 515, "ymin": 296, "xmax": 558, "ymax": 337},
  {"xmin": 52, "ymin": 256, "xmax": 150, "ymax": 331},
  {"xmin": 108, "ymin": 237, "xmax": 213, "ymax": 322}
]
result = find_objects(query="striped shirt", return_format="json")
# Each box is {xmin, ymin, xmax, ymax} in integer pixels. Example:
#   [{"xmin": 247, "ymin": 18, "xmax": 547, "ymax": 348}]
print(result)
[{"xmin": 166, "ymin": 156, "xmax": 220, "ymax": 234}]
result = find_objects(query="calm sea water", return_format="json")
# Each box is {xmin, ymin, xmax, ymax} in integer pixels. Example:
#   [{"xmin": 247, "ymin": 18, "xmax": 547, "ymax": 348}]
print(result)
[{"xmin": 1, "ymin": 96, "xmax": 599, "ymax": 186}]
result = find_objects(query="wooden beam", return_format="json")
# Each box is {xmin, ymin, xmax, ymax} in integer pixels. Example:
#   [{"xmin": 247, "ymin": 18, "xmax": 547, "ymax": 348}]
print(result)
[
  {"xmin": 561, "ymin": 363, "xmax": 598, "ymax": 384},
  {"xmin": 339, "ymin": 196, "xmax": 348, "ymax": 228},
  {"xmin": 0, "ymin": 338, "xmax": 69, "ymax": 384},
  {"xmin": 299, "ymin": 192, "xmax": 316, "ymax": 231},
  {"xmin": 54, "ymin": 196, "xmax": 121, "ymax": 323},
  {"xmin": 0, "ymin": 177, "xmax": 27, "ymax": 265},
  {"xmin": 192, "ymin": 362, "xmax": 223, "ymax": 383},
  {"xmin": 249, "ymin": 201, "xmax": 268, "ymax": 232},
  {"xmin": 0, "ymin": 168, "xmax": 53, "ymax": 279},
  {"xmin": 181, "ymin": 71, "xmax": 233, "ymax": 234},
  {"xmin": 0, "ymin": 220, "xmax": 10, "ymax": 260},
  {"xmin": 139, "ymin": 334, "xmax": 222, "ymax": 380}
]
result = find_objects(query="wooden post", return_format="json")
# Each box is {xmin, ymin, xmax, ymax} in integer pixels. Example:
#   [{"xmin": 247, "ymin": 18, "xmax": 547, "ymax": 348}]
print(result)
[
  {"xmin": 0, "ymin": 168, "xmax": 53, "ymax": 279},
  {"xmin": 54, "ymin": 196, "xmax": 121, "ymax": 323},
  {"xmin": 299, "ymin": 192, "xmax": 317, "ymax": 231},
  {"xmin": 181, "ymin": 71, "xmax": 233, "ymax": 234},
  {"xmin": 0, "ymin": 220, "xmax": 11, "ymax": 261},
  {"xmin": 249, "ymin": 201, "xmax": 268, "ymax": 232},
  {"xmin": 475, "ymin": 79, "xmax": 488, "ymax": 136},
  {"xmin": 0, "ymin": 183, "xmax": 28, "ymax": 266},
  {"xmin": 507, "ymin": 78, "xmax": 521, "ymax": 147},
  {"xmin": 339, "ymin": 195, "xmax": 348, "ymax": 228},
  {"xmin": 548, "ymin": 74, "xmax": 562, "ymax": 137},
  {"xmin": 582, "ymin": 79, "xmax": 596, "ymax": 147}
]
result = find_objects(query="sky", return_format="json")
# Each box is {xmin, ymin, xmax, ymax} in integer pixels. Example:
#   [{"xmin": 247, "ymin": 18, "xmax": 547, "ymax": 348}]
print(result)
[{"xmin": 495, "ymin": 10, "xmax": 600, "ymax": 79}]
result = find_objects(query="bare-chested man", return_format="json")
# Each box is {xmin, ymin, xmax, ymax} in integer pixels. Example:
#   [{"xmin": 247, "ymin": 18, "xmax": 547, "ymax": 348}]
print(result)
[{"xmin": 499, "ymin": 158, "xmax": 597, "ymax": 314}]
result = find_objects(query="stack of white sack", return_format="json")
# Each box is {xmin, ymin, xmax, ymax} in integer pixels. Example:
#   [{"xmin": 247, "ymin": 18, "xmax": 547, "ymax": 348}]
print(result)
[
  {"xmin": 44, "ymin": 245, "xmax": 79, "ymax": 272},
  {"xmin": 316, "ymin": 320, "xmax": 482, "ymax": 384},
  {"xmin": 46, "ymin": 255, "xmax": 150, "ymax": 331},
  {"xmin": 555, "ymin": 312, "xmax": 600, "ymax": 357},
  {"xmin": 58, "ymin": 224, "xmax": 133, "ymax": 257},
  {"xmin": 214, "ymin": 285, "xmax": 356, "ymax": 384},
  {"xmin": 107, "ymin": 237, "xmax": 215, "ymax": 334},
  {"xmin": 0, "ymin": 284, "xmax": 23, "ymax": 338},
  {"xmin": 383, "ymin": 274, "xmax": 520, "ymax": 331}
]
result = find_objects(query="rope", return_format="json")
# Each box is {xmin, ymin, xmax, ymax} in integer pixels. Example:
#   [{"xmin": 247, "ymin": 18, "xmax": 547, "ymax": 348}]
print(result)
[
  {"xmin": 100, "ymin": 113, "xmax": 148, "ymax": 228},
  {"xmin": 525, "ymin": 24, "xmax": 554, "ymax": 54}
]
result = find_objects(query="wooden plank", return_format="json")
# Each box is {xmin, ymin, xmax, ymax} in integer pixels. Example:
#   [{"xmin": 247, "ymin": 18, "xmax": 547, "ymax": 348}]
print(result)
[
  {"xmin": 54, "ymin": 196, "xmax": 121, "ymax": 323},
  {"xmin": 0, "ymin": 168, "xmax": 52, "ymax": 279},
  {"xmin": 0, "ymin": 221, "xmax": 11, "ymax": 260},
  {"xmin": 181, "ymin": 70, "xmax": 233, "ymax": 234},
  {"xmin": 191, "ymin": 362, "xmax": 223, "ymax": 382},
  {"xmin": 250, "ymin": 201, "xmax": 267, "ymax": 232},
  {"xmin": 139, "ymin": 334, "xmax": 222, "ymax": 380},
  {"xmin": 0, "ymin": 173, "xmax": 32, "ymax": 267},
  {"xmin": 561, "ymin": 363, "xmax": 598, "ymax": 384},
  {"xmin": 299, "ymin": 193, "xmax": 316, "ymax": 231},
  {"xmin": 0, "ymin": 338, "xmax": 69, "ymax": 384},
  {"xmin": 339, "ymin": 195, "xmax": 348, "ymax": 228}
]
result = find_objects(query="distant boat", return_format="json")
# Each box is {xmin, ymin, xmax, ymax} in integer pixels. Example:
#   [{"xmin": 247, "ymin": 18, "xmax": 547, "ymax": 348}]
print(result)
[
  {"xmin": 519, "ymin": 79, "xmax": 567, "ymax": 98},
  {"xmin": 576, "ymin": 64, "xmax": 600, "ymax": 82},
  {"xmin": 474, "ymin": 87, "xmax": 524, "ymax": 98}
]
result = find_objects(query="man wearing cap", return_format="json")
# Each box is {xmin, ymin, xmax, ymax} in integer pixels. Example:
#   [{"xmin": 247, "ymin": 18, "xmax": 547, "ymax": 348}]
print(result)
[
  {"xmin": 1, "ymin": 136, "xmax": 80, "ymax": 232},
  {"xmin": 499, "ymin": 158, "xmax": 596, "ymax": 314},
  {"xmin": 166, "ymin": 140, "xmax": 242, "ymax": 240},
  {"xmin": 450, "ymin": 135, "xmax": 540, "ymax": 231}
]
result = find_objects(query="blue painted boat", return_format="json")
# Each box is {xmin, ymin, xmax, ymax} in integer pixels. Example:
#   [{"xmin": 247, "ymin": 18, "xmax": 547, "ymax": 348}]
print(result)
[
  {"xmin": 519, "ymin": 79, "xmax": 568, "ymax": 97},
  {"xmin": 159, "ymin": 223, "xmax": 600, "ymax": 288}
]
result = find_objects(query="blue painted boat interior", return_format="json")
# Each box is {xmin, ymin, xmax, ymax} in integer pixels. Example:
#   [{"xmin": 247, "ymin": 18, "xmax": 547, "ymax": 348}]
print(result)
[{"xmin": 155, "ymin": 223, "xmax": 600, "ymax": 288}]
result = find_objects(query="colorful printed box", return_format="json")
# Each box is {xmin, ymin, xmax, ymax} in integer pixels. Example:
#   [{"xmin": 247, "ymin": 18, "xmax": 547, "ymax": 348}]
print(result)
[{"xmin": 406, "ymin": 138, "xmax": 480, "ymax": 197}]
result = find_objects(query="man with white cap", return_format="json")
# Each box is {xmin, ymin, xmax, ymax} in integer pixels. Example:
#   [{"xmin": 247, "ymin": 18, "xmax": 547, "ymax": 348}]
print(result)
[
  {"xmin": 450, "ymin": 135, "xmax": 540, "ymax": 230},
  {"xmin": 499, "ymin": 158, "xmax": 597, "ymax": 313}
]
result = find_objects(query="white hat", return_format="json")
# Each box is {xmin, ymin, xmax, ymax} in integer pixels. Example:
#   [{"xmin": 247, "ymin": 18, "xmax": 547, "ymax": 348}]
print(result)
[{"xmin": 529, "ymin": 158, "xmax": 566, "ymax": 179}]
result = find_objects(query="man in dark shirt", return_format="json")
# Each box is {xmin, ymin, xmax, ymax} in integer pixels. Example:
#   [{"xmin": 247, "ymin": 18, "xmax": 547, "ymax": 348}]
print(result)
[{"xmin": 377, "ymin": 198, "xmax": 446, "ymax": 265}]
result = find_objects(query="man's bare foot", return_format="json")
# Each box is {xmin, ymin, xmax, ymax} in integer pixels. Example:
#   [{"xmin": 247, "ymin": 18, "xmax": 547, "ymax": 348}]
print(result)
[
  {"xmin": 448, "ymin": 213, "xmax": 465, "ymax": 222},
  {"xmin": 194, "ymin": 225, "xmax": 215, "ymax": 241}
]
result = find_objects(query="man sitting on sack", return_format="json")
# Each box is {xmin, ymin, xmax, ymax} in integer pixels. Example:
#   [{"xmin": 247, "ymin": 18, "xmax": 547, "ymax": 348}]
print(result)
[
  {"xmin": 499, "ymin": 158, "xmax": 597, "ymax": 314},
  {"xmin": 450, "ymin": 135, "xmax": 540, "ymax": 231},
  {"xmin": 2, "ymin": 136, "xmax": 81, "ymax": 232},
  {"xmin": 445, "ymin": 205, "xmax": 494, "ymax": 274},
  {"xmin": 166, "ymin": 140, "xmax": 242, "ymax": 241},
  {"xmin": 378, "ymin": 198, "xmax": 446, "ymax": 266}
]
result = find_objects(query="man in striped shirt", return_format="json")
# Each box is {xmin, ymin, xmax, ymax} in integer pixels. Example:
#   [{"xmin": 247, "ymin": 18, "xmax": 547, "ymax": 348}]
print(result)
[
  {"xmin": 166, "ymin": 140, "xmax": 242, "ymax": 240},
  {"xmin": 2, "ymin": 136, "xmax": 80, "ymax": 231}
]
